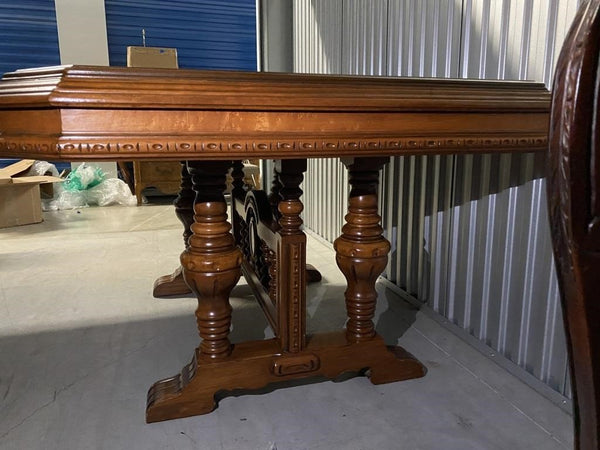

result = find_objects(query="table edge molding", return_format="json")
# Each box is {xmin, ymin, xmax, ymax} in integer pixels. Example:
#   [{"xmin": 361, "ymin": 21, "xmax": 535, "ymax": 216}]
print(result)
[{"xmin": 0, "ymin": 133, "xmax": 549, "ymax": 160}]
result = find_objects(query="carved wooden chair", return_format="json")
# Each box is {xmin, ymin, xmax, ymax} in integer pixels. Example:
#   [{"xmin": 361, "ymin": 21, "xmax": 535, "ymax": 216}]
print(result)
[{"xmin": 547, "ymin": 0, "xmax": 600, "ymax": 448}]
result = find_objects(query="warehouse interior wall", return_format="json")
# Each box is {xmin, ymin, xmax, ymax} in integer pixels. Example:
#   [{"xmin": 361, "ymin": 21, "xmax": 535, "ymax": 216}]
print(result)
[{"xmin": 281, "ymin": 0, "xmax": 584, "ymax": 404}]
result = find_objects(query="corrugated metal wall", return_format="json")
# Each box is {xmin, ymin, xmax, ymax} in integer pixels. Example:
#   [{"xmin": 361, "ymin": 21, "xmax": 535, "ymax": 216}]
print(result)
[{"xmin": 293, "ymin": 0, "xmax": 581, "ymax": 397}]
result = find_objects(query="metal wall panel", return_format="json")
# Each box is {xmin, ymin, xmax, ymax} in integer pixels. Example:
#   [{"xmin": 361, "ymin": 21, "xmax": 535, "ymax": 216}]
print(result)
[
  {"xmin": 292, "ymin": 0, "xmax": 342, "ymax": 74},
  {"xmin": 440, "ymin": 0, "xmax": 576, "ymax": 396},
  {"xmin": 342, "ymin": 0, "xmax": 388, "ymax": 75},
  {"xmin": 387, "ymin": 0, "xmax": 461, "ymax": 78},
  {"xmin": 291, "ymin": 0, "xmax": 580, "ymax": 397},
  {"xmin": 384, "ymin": 0, "xmax": 461, "ymax": 310}
]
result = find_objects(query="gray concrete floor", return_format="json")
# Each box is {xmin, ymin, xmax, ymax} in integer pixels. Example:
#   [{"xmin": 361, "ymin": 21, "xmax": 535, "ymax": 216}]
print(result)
[{"xmin": 0, "ymin": 204, "xmax": 573, "ymax": 450}]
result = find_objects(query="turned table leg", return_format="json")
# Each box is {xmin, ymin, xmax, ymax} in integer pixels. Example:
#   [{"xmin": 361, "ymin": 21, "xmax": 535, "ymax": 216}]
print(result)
[
  {"xmin": 146, "ymin": 160, "xmax": 242, "ymax": 421},
  {"xmin": 335, "ymin": 157, "xmax": 389, "ymax": 342},
  {"xmin": 182, "ymin": 161, "xmax": 242, "ymax": 360},
  {"xmin": 153, "ymin": 162, "xmax": 194, "ymax": 297},
  {"xmin": 335, "ymin": 157, "xmax": 425, "ymax": 383}
]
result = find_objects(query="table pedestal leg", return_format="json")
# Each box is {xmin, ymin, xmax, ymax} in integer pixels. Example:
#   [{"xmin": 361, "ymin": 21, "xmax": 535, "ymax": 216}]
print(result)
[
  {"xmin": 146, "ymin": 158, "xmax": 425, "ymax": 423},
  {"xmin": 153, "ymin": 162, "xmax": 194, "ymax": 297},
  {"xmin": 334, "ymin": 157, "xmax": 426, "ymax": 384},
  {"xmin": 147, "ymin": 161, "xmax": 242, "ymax": 422}
]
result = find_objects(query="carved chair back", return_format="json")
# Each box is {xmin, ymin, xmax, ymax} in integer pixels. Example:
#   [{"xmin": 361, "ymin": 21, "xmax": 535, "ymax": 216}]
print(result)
[{"xmin": 548, "ymin": 0, "xmax": 600, "ymax": 448}]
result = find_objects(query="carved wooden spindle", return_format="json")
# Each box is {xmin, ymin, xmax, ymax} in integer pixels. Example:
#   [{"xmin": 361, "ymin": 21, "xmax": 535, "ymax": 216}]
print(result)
[
  {"xmin": 269, "ymin": 166, "xmax": 282, "ymax": 220},
  {"xmin": 175, "ymin": 161, "xmax": 195, "ymax": 248},
  {"xmin": 231, "ymin": 160, "xmax": 246, "ymax": 247},
  {"xmin": 181, "ymin": 160, "xmax": 242, "ymax": 360},
  {"xmin": 275, "ymin": 159, "xmax": 307, "ymax": 352},
  {"xmin": 278, "ymin": 199, "xmax": 303, "ymax": 236},
  {"xmin": 547, "ymin": 1, "xmax": 600, "ymax": 449},
  {"xmin": 239, "ymin": 218, "xmax": 250, "ymax": 262},
  {"xmin": 231, "ymin": 160, "xmax": 245, "ymax": 200},
  {"xmin": 334, "ymin": 157, "xmax": 390, "ymax": 343},
  {"xmin": 277, "ymin": 159, "xmax": 305, "ymax": 236}
]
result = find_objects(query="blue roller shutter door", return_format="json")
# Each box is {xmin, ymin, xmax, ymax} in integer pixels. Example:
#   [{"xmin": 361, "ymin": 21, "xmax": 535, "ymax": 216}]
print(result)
[
  {"xmin": 0, "ymin": 0, "xmax": 61, "ymax": 75},
  {"xmin": 0, "ymin": 1, "xmax": 61, "ymax": 169},
  {"xmin": 105, "ymin": 0, "xmax": 256, "ymax": 70}
]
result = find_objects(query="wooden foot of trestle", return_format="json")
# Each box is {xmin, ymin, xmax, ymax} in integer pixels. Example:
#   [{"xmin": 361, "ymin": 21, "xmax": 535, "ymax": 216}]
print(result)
[
  {"xmin": 146, "ymin": 331, "xmax": 425, "ymax": 423},
  {"xmin": 152, "ymin": 266, "xmax": 192, "ymax": 297}
]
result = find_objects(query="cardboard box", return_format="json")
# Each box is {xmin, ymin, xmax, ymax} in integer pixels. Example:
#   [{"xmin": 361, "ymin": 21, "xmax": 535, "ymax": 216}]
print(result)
[
  {"xmin": 0, "ymin": 160, "xmax": 63, "ymax": 228},
  {"xmin": 127, "ymin": 46, "xmax": 178, "ymax": 69}
]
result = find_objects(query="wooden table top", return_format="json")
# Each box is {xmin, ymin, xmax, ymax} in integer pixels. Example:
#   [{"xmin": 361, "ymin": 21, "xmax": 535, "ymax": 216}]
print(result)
[{"xmin": 0, "ymin": 65, "xmax": 550, "ymax": 161}]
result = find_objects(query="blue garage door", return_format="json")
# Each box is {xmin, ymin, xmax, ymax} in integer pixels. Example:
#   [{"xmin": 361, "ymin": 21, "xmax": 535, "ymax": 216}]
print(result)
[
  {"xmin": 105, "ymin": 0, "xmax": 256, "ymax": 70},
  {"xmin": 0, "ymin": 1, "xmax": 62, "ymax": 169},
  {"xmin": 0, "ymin": 0, "xmax": 61, "ymax": 76}
]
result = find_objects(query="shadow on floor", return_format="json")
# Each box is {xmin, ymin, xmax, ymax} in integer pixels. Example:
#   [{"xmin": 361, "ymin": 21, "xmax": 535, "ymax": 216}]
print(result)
[{"xmin": 0, "ymin": 278, "xmax": 423, "ymax": 447}]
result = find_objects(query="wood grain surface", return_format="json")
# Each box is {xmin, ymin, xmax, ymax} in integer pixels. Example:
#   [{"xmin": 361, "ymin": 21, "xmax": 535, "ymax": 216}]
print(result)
[{"xmin": 0, "ymin": 65, "xmax": 550, "ymax": 161}]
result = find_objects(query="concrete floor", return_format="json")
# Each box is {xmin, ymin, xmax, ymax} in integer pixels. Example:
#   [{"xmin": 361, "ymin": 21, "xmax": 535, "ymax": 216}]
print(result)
[{"xmin": 0, "ymin": 204, "xmax": 573, "ymax": 450}]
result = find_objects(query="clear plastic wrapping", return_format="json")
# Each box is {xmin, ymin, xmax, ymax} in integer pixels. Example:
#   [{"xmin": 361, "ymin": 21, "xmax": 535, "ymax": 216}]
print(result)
[{"xmin": 44, "ymin": 163, "xmax": 136, "ymax": 210}]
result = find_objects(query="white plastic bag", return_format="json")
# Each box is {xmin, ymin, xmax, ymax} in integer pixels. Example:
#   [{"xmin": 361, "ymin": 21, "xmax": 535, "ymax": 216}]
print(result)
[
  {"xmin": 85, "ymin": 178, "xmax": 137, "ymax": 207},
  {"xmin": 26, "ymin": 160, "xmax": 60, "ymax": 177},
  {"xmin": 44, "ymin": 163, "xmax": 136, "ymax": 210},
  {"xmin": 45, "ymin": 190, "xmax": 87, "ymax": 211},
  {"xmin": 63, "ymin": 163, "xmax": 105, "ymax": 191}
]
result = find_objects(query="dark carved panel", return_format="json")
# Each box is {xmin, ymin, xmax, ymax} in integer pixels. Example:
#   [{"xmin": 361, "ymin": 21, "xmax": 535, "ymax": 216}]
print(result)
[
  {"xmin": 243, "ymin": 191, "xmax": 276, "ymax": 292},
  {"xmin": 547, "ymin": 1, "xmax": 600, "ymax": 449}
]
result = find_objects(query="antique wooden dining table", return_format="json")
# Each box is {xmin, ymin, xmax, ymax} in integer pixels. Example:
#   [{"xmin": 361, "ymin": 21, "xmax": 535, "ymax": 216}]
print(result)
[{"xmin": 0, "ymin": 66, "xmax": 550, "ymax": 423}]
